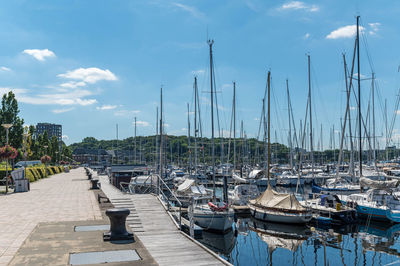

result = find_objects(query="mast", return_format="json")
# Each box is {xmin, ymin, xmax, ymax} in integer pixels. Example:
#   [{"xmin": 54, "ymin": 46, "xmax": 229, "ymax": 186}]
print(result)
[
  {"xmin": 187, "ymin": 103, "xmax": 192, "ymax": 175},
  {"xmin": 372, "ymin": 72, "xmax": 376, "ymax": 167},
  {"xmin": 208, "ymin": 39, "xmax": 216, "ymax": 201},
  {"xmin": 357, "ymin": 15, "xmax": 362, "ymax": 177},
  {"xmin": 156, "ymin": 107, "xmax": 158, "ymax": 170},
  {"xmin": 159, "ymin": 87, "xmax": 163, "ymax": 187},
  {"xmin": 267, "ymin": 71, "xmax": 271, "ymax": 186},
  {"xmin": 233, "ymin": 82, "xmax": 236, "ymax": 174},
  {"xmin": 308, "ymin": 55, "xmax": 314, "ymax": 178},
  {"xmin": 134, "ymin": 117, "xmax": 137, "ymax": 164},
  {"xmin": 194, "ymin": 77, "xmax": 198, "ymax": 177},
  {"xmin": 287, "ymin": 79, "xmax": 293, "ymax": 170}
]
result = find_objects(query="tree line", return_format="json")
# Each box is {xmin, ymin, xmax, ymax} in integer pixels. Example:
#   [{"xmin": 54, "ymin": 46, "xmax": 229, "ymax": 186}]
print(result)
[{"xmin": 0, "ymin": 91, "xmax": 72, "ymax": 164}]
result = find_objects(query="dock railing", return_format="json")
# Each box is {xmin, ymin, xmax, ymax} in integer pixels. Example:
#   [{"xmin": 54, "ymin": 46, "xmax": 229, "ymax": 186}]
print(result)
[
  {"xmin": 153, "ymin": 174, "xmax": 183, "ymax": 230},
  {"xmin": 120, "ymin": 174, "xmax": 183, "ymax": 230}
]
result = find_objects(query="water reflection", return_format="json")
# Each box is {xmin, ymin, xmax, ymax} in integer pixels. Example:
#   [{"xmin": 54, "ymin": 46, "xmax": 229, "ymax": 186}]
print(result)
[
  {"xmin": 198, "ymin": 215, "xmax": 400, "ymax": 265},
  {"xmin": 201, "ymin": 229, "xmax": 237, "ymax": 256}
]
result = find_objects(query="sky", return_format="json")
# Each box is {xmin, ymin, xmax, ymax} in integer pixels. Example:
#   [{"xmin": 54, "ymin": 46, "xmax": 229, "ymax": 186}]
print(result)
[{"xmin": 0, "ymin": 0, "xmax": 400, "ymax": 149}]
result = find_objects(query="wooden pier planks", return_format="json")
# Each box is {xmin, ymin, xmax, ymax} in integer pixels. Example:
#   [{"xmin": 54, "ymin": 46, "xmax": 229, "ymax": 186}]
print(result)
[{"xmin": 99, "ymin": 175, "xmax": 227, "ymax": 266}]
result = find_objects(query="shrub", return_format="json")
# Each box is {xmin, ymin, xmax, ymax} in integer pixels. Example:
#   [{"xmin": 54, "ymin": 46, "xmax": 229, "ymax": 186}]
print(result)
[{"xmin": 26, "ymin": 169, "xmax": 36, "ymax": 182}]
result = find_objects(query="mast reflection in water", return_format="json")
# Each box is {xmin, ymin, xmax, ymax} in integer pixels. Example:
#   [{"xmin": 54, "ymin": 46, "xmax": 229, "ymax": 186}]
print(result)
[{"xmin": 198, "ymin": 216, "xmax": 400, "ymax": 265}]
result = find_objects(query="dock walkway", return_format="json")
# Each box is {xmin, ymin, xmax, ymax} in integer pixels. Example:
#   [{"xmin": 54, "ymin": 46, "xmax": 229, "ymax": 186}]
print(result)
[
  {"xmin": 99, "ymin": 175, "xmax": 227, "ymax": 266},
  {"xmin": 0, "ymin": 168, "xmax": 102, "ymax": 266}
]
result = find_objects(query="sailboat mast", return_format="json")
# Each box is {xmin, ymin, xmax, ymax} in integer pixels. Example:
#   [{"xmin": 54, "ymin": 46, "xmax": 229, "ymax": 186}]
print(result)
[
  {"xmin": 208, "ymin": 39, "xmax": 216, "ymax": 201},
  {"xmin": 308, "ymin": 55, "xmax": 314, "ymax": 178},
  {"xmin": 159, "ymin": 87, "xmax": 163, "ymax": 185},
  {"xmin": 287, "ymin": 79, "xmax": 293, "ymax": 170},
  {"xmin": 233, "ymin": 82, "xmax": 236, "ymax": 173},
  {"xmin": 357, "ymin": 15, "xmax": 362, "ymax": 177},
  {"xmin": 194, "ymin": 77, "xmax": 198, "ymax": 176},
  {"xmin": 187, "ymin": 103, "xmax": 191, "ymax": 175},
  {"xmin": 372, "ymin": 72, "xmax": 376, "ymax": 167},
  {"xmin": 267, "ymin": 71, "xmax": 271, "ymax": 185}
]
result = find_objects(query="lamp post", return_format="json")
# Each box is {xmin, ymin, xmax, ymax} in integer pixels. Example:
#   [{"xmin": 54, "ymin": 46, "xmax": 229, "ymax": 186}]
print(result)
[
  {"xmin": 2, "ymin": 123, "xmax": 13, "ymax": 193},
  {"xmin": 23, "ymin": 132, "xmax": 30, "ymax": 180}
]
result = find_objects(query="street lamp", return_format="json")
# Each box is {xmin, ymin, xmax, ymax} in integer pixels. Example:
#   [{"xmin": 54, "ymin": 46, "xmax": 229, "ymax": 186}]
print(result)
[
  {"xmin": 23, "ymin": 133, "xmax": 30, "ymax": 180},
  {"xmin": 2, "ymin": 123, "xmax": 13, "ymax": 193}
]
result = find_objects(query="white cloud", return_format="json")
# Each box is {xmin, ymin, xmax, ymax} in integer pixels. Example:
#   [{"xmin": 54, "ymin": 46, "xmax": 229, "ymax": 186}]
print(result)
[
  {"xmin": 23, "ymin": 49, "xmax": 55, "ymax": 61},
  {"xmin": 303, "ymin": 33, "xmax": 310, "ymax": 39},
  {"xmin": 279, "ymin": 1, "xmax": 319, "ymax": 12},
  {"xmin": 60, "ymin": 81, "xmax": 86, "ymax": 89},
  {"xmin": 62, "ymin": 135, "xmax": 69, "ymax": 140},
  {"xmin": 97, "ymin": 105, "xmax": 117, "ymax": 110},
  {"xmin": 350, "ymin": 106, "xmax": 356, "ymax": 111},
  {"xmin": 134, "ymin": 120, "xmax": 150, "ymax": 127},
  {"xmin": 114, "ymin": 110, "xmax": 141, "ymax": 117},
  {"xmin": 326, "ymin": 25, "xmax": 365, "ymax": 39},
  {"xmin": 0, "ymin": 66, "xmax": 11, "ymax": 72},
  {"xmin": 17, "ymin": 88, "xmax": 97, "ymax": 106},
  {"xmin": 172, "ymin": 3, "xmax": 205, "ymax": 19},
  {"xmin": 396, "ymin": 110, "xmax": 400, "ymax": 115},
  {"xmin": 52, "ymin": 107, "xmax": 74, "ymax": 114},
  {"xmin": 369, "ymin": 22, "xmax": 381, "ymax": 35},
  {"xmin": 353, "ymin": 73, "xmax": 367, "ymax": 79},
  {"xmin": 58, "ymin": 67, "xmax": 117, "ymax": 84},
  {"xmin": 191, "ymin": 69, "xmax": 205, "ymax": 76}
]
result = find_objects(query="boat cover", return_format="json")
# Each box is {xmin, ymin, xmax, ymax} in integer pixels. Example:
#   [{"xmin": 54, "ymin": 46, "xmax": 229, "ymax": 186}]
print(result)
[
  {"xmin": 177, "ymin": 179, "xmax": 195, "ymax": 192},
  {"xmin": 252, "ymin": 186, "xmax": 306, "ymax": 211},
  {"xmin": 360, "ymin": 177, "xmax": 399, "ymax": 190},
  {"xmin": 232, "ymin": 173, "xmax": 248, "ymax": 183},
  {"xmin": 248, "ymin": 169, "xmax": 266, "ymax": 179}
]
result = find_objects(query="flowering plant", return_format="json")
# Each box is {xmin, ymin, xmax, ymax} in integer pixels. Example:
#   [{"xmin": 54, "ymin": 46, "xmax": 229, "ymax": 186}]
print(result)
[
  {"xmin": 60, "ymin": 160, "xmax": 68, "ymax": 165},
  {"xmin": 41, "ymin": 155, "xmax": 52, "ymax": 164},
  {"xmin": 0, "ymin": 145, "xmax": 18, "ymax": 160}
]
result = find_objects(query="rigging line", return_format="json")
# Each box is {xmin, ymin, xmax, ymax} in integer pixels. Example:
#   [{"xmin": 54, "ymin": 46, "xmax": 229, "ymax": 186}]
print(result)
[
  {"xmin": 270, "ymin": 77, "xmax": 284, "ymax": 144},
  {"xmin": 388, "ymin": 88, "xmax": 400, "ymax": 143},
  {"xmin": 348, "ymin": 68, "xmax": 374, "ymax": 153},
  {"xmin": 360, "ymin": 18, "xmax": 376, "ymax": 73}
]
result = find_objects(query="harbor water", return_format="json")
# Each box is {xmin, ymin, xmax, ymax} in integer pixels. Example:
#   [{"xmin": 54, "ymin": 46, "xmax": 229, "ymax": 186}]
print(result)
[{"xmin": 197, "ymin": 186, "xmax": 400, "ymax": 266}]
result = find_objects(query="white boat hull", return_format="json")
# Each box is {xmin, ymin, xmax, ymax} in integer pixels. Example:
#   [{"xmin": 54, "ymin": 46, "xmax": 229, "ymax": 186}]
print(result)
[
  {"xmin": 248, "ymin": 204, "xmax": 312, "ymax": 224},
  {"xmin": 189, "ymin": 209, "xmax": 234, "ymax": 231}
]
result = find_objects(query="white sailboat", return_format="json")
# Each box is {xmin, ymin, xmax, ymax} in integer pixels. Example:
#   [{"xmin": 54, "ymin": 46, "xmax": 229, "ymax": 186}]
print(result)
[
  {"xmin": 248, "ymin": 71, "xmax": 312, "ymax": 224},
  {"xmin": 188, "ymin": 40, "xmax": 234, "ymax": 232}
]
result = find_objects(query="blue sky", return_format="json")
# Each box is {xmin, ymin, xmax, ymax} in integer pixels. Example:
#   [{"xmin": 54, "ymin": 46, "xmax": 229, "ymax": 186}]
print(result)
[{"xmin": 0, "ymin": 0, "xmax": 400, "ymax": 149}]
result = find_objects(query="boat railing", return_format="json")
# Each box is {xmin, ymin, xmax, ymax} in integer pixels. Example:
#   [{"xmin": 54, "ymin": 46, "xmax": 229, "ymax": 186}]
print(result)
[
  {"xmin": 120, "ymin": 181, "xmax": 130, "ymax": 193},
  {"xmin": 152, "ymin": 174, "xmax": 183, "ymax": 230}
]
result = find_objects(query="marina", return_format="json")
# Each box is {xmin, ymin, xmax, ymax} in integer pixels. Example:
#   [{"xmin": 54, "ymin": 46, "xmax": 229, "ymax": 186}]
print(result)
[{"xmin": 2, "ymin": 1, "xmax": 400, "ymax": 265}]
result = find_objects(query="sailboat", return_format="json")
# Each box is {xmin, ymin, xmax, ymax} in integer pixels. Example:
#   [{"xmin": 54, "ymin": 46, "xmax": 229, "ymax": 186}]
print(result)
[
  {"xmin": 248, "ymin": 71, "xmax": 312, "ymax": 224},
  {"xmin": 188, "ymin": 40, "xmax": 234, "ymax": 232}
]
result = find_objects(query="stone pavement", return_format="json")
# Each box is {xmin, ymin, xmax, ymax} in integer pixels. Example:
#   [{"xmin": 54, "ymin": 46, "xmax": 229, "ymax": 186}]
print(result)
[{"xmin": 0, "ymin": 168, "xmax": 102, "ymax": 265}]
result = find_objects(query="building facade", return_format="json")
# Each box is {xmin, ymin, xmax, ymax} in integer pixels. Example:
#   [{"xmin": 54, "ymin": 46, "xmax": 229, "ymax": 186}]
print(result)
[{"xmin": 36, "ymin": 123, "xmax": 62, "ymax": 141}]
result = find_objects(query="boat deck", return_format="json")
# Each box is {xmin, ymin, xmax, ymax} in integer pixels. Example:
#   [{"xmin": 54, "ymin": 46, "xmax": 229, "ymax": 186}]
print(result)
[{"xmin": 99, "ymin": 175, "xmax": 228, "ymax": 266}]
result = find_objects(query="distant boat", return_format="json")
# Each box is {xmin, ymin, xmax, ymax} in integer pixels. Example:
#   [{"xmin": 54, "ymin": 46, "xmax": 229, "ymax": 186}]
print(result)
[{"xmin": 228, "ymin": 184, "xmax": 260, "ymax": 206}]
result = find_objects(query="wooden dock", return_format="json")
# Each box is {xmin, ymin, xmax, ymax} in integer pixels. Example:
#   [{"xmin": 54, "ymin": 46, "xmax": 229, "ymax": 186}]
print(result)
[{"xmin": 99, "ymin": 175, "xmax": 229, "ymax": 266}]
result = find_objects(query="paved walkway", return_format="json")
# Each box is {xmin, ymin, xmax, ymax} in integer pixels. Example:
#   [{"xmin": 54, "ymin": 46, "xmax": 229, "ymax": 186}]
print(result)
[
  {"xmin": 0, "ymin": 168, "xmax": 102, "ymax": 265},
  {"xmin": 100, "ymin": 175, "xmax": 227, "ymax": 266}
]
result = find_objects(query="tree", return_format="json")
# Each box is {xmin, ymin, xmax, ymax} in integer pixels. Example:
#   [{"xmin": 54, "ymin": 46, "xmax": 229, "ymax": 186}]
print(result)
[{"xmin": 0, "ymin": 91, "xmax": 24, "ymax": 148}]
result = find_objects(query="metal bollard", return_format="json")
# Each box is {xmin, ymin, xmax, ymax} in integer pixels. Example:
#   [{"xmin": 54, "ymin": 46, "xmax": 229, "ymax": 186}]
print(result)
[
  {"xmin": 103, "ymin": 208, "xmax": 134, "ymax": 241},
  {"xmin": 90, "ymin": 179, "xmax": 99, "ymax": 189}
]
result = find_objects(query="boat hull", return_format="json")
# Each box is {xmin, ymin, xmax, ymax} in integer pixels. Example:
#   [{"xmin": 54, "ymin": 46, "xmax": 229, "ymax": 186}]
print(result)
[
  {"xmin": 189, "ymin": 210, "xmax": 234, "ymax": 232},
  {"xmin": 248, "ymin": 204, "xmax": 312, "ymax": 224}
]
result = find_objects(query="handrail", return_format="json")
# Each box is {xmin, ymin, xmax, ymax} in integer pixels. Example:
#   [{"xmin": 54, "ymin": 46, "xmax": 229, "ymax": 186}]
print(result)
[
  {"xmin": 150, "ymin": 174, "xmax": 182, "ymax": 230},
  {"xmin": 153, "ymin": 174, "xmax": 182, "ymax": 207}
]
